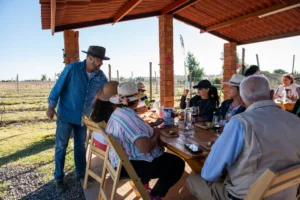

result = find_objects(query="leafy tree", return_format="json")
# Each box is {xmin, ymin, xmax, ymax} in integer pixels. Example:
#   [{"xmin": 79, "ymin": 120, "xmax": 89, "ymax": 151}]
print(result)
[
  {"xmin": 273, "ymin": 69, "xmax": 288, "ymax": 74},
  {"xmin": 41, "ymin": 74, "xmax": 47, "ymax": 81},
  {"xmin": 120, "ymin": 76, "xmax": 125, "ymax": 82},
  {"xmin": 186, "ymin": 51, "xmax": 204, "ymax": 82},
  {"xmin": 213, "ymin": 77, "xmax": 222, "ymax": 84}
]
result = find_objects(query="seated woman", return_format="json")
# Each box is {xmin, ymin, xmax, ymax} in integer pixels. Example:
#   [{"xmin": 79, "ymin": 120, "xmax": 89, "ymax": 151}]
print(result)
[
  {"xmin": 292, "ymin": 87, "xmax": 300, "ymax": 117},
  {"xmin": 180, "ymin": 79, "xmax": 220, "ymax": 122},
  {"xmin": 215, "ymin": 74, "xmax": 246, "ymax": 121},
  {"xmin": 107, "ymin": 82, "xmax": 185, "ymax": 200},
  {"xmin": 274, "ymin": 74, "xmax": 299, "ymax": 101},
  {"xmin": 89, "ymin": 81, "xmax": 119, "ymax": 150},
  {"xmin": 244, "ymin": 65, "xmax": 260, "ymax": 76}
]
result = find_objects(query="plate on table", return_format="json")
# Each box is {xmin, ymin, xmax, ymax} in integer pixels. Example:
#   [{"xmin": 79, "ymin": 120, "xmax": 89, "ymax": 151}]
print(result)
[
  {"xmin": 198, "ymin": 139, "xmax": 216, "ymax": 151},
  {"xmin": 161, "ymin": 129, "xmax": 179, "ymax": 138},
  {"xmin": 195, "ymin": 122, "xmax": 213, "ymax": 130}
]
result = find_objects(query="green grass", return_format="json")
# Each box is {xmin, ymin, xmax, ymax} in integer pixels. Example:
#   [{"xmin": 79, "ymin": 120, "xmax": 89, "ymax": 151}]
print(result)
[
  {"xmin": 0, "ymin": 181, "xmax": 9, "ymax": 198},
  {"xmin": 0, "ymin": 82, "xmax": 75, "ymax": 184}
]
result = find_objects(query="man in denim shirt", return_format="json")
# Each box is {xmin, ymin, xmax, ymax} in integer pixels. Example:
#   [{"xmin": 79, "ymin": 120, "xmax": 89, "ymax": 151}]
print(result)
[{"xmin": 46, "ymin": 46, "xmax": 109, "ymax": 193}]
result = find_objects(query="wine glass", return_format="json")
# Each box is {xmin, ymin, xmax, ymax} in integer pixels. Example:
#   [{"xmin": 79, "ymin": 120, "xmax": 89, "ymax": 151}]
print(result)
[
  {"xmin": 192, "ymin": 106, "xmax": 199, "ymax": 124},
  {"xmin": 212, "ymin": 115, "xmax": 223, "ymax": 137}
]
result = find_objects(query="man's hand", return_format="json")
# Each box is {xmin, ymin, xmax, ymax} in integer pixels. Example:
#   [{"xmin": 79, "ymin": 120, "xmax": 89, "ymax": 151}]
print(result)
[
  {"xmin": 46, "ymin": 106, "xmax": 56, "ymax": 119},
  {"xmin": 183, "ymin": 89, "xmax": 189, "ymax": 97}
]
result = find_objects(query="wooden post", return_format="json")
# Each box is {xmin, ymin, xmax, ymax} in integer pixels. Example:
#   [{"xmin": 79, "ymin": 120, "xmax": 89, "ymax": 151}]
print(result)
[
  {"xmin": 54, "ymin": 73, "xmax": 56, "ymax": 83},
  {"xmin": 149, "ymin": 62, "xmax": 152, "ymax": 101},
  {"xmin": 16, "ymin": 74, "xmax": 19, "ymax": 94},
  {"xmin": 256, "ymin": 54, "xmax": 260, "ymax": 67},
  {"xmin": 108, "ymin": 64, "xmax": 111, "ymax": 81},
  {"xmin": 117, "ymin": 70, "xmax": 119, "ymax": 82},
  {"xmin": 189, "ymin": 72, "xmax": 192, "ymax": 99},
  {"xmin": 155, "ymin": 71, "xmax": 158, "ymax": 94},
  {"xmin": 49, "ymin": 79, "xmax": 51, "ymax": 87},
  {"xmin": 292, "ymin": 55, "xmax": 295, "ymax": 74},
  {"xmin": 131, "ymin": 71, "xmax": 133, "ymax": 80},
  {"xmin": 242, "ymin": 48, "xmax": 246, "ymax": 75}
]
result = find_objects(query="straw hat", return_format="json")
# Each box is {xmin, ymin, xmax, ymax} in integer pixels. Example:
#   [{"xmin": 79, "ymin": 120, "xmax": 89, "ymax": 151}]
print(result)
[
  {"xmin": 110, "ymin": 82, "xmax": 146, "ymax": 105},
  {"xmin": 223, "ymin": 74, "xmax": 246, "ymax": 86},
  {"xmin": 97, "ymin": 81, "xmax": 119, "ymax": 101},
  {"xmin": 137, "ymin": 82, "xmax": 146, "ymax": 91}
]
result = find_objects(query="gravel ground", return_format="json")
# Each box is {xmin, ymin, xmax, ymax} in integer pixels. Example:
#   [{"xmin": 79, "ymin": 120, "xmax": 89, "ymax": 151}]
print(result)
[{"xmin": 0, "ymin": 165, "xmax": 85, "ymax": 200}]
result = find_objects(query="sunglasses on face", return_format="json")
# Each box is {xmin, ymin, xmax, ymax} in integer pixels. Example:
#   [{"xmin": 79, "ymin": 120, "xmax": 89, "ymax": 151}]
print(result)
[{"xmin": 140, "ymin": 96, "xmax": 148, "ymax": 101}]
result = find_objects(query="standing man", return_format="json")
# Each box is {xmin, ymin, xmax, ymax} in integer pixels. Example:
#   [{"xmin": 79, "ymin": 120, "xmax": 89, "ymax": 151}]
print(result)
[{"xmin": 46, "ymin": 46, "xmax": 109, "ymax": 193}]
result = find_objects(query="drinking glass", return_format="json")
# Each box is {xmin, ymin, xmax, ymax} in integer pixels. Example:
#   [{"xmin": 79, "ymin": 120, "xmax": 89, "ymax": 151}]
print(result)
[{"xmin": 212, "ymin": 115, "xmax": 223, "ymax": 137}]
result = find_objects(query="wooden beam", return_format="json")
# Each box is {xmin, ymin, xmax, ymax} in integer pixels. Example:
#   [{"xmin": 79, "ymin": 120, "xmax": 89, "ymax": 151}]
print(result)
[
  {"xmin": 240, "ymin": 30, "xmax": 300, "ymax": 45},
  {"xmin": 113, "ymin": 0, "xmax": 142, "ymax": 24},
  {"xmin": 51, "ymin": 0, "xmax": 56, "ymax": 35},
  {"xmin": 206, "ymin": 0, "xmax": 300, "ymax": 32},
  {"xmin": 55, "ymin": 11, "xmax": 160, "ymax": 32},
  {"xmin": 161, "ymin": 0, "xmax": 190, "ymax": 15},
  {"xmin": 173, "ymin": 14, "xmax": 240, "ymax": 44},
  {"xmin": 171, "ymin": 0, "xmax": 199, "ymax": 14}
]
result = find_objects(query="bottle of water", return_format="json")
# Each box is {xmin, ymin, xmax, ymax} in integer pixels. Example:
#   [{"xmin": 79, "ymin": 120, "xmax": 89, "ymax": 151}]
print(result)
[
  {"xmin": 184, "ymin": 98, "xmax": 192, "ymax": 130},
  {"xmin": 282, "ymin": 88, "xmax": 287, "ymax": 102}
]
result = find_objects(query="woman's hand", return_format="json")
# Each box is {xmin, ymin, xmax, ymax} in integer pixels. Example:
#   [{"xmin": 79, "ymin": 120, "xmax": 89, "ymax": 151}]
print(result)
[
  {"xmin": 154, "ymin": 118, "xmax": 164, "ymax": 126},
  {"xmin": 183, "ymin": 89, "xmax": 189, "ymax": 97}
]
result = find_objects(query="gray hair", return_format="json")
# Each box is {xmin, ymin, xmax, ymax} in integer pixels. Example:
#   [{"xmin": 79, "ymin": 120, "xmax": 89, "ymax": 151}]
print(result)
[{"xmin": 240, "ymin": 75, "xmax": 270, "ymax": 104}]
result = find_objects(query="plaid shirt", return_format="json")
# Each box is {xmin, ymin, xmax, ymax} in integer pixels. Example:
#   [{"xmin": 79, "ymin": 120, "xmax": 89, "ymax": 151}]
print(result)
[{"xmin": 106, "ymin": 108, "xmax": 164, "ymax": 168}]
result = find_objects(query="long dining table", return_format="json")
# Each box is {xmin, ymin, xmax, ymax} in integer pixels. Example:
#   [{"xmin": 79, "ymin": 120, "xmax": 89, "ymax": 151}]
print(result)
[{"xmin": 159, "ymin": 121, "xmax": 218, "ymax": 174}]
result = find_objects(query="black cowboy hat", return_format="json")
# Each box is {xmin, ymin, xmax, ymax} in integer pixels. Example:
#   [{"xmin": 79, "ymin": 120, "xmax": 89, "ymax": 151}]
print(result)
[{"xmin": 82, "ymin": 46, "xmax": 110, "ymax": 60}]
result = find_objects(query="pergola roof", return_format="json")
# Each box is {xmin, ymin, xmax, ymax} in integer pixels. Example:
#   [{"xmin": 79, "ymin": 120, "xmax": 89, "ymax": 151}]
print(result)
[{"xmin": 40, "ymin": 0, "xmax": 300, "ymax": 45}]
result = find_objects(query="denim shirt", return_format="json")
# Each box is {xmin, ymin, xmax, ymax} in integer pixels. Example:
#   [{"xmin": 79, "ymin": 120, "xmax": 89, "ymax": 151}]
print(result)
[{"xmin": 48, "ymin": 60, "xmax": 107, "ymax": 125}]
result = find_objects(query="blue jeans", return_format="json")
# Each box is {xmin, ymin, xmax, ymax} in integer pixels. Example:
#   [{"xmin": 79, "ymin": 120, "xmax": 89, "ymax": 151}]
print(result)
[{"xmin": 54, "ymin": 117, "xmax": 87, "ymax": 182}]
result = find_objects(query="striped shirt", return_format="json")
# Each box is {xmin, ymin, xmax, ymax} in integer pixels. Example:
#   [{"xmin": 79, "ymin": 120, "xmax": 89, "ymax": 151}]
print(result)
[{"xmin": 106, "ymin": 107, "xmax": 164, "ymax": 168}]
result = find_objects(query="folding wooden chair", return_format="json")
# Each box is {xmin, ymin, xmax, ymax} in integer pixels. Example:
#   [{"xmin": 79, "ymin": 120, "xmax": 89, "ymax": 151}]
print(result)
[
  {"xmin": 245, "ymin": 164, "xmax": 300, "ymax": 200},
  {"xmin": 82, "ymin": 116, "xmax": 141, "ymax": 199},
  {"xmin": 82, "ymin": 116, "xmax": 108, "ymax": 189},
  {"xmin": 99, "ymin": 134, "xmax": 151, "ymax": 200}
]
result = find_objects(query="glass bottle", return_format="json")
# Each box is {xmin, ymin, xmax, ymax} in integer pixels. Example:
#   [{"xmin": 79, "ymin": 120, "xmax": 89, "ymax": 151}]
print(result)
[{"xmin": 184, "ymin": 98, "xmax": 192, "ymax": 130}]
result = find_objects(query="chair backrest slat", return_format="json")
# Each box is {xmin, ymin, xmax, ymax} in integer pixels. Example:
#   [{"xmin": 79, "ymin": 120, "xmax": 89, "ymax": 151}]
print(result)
[
  {"xmin": 245, "ymin": 165, "xmax": 300, "ymax": 200},
  {"xmin": 106, "ymin": 134, "xmax": 151, "ymax": 200}
]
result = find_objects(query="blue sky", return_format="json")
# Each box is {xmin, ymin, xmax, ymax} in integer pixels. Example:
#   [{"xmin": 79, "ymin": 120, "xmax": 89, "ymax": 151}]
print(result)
[{"xmin": 0, "ymin": 0, "xmax": 299, "ymax": 81}]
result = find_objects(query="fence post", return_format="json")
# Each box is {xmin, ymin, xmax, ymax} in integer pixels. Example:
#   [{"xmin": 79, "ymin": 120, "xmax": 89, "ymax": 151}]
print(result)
[
  {"xmin": 189, "ymin": 73, "xmax": 192, "ymax": 99},
  {"xmin": 256, "ymin": 54, "xmax": 260, "ymax": 67},
  {"xmin": 149, "ymin": 62, "xmax": 152, "ymax": 101},
  {"xmin": 108, "ymin": 64, "xmax": 111, "ymax": 81},
  {"xmin": 117, "ymin": 70, "xmax": 119, "ymax": 82},
  {"xmin": 242, "ymin": 48, "xmax": 246, "ymax": 74},
  {"xmin": 292, "ymin": 55, "xmax": 295, "ymax": 74},
  {"xmin": 16, "ymin": 74, "xmax": 19, "ymax": 94},
  {"xmin": 155, "ymin": 71, "xmax": 158, "ymax": 94}
]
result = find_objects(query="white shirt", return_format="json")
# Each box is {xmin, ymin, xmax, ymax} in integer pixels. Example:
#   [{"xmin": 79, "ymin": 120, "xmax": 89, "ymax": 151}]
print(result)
[{"xmin": 275, "ymin": 84, "xmax": 299, "ymax": 99}]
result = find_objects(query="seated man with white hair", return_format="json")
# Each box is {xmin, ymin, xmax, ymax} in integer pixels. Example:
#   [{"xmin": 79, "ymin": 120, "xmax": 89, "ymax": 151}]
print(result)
[{"xmin": 186, "ymin": 75, "xmax": 300, "ymax": 200}]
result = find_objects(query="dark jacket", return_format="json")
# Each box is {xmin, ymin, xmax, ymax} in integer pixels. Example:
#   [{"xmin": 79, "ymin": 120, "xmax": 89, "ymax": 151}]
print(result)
[
  {"xmin": 292, "ymin": 99, "xmax": 300, "ymax": 117},
  {"xmin": 215, "ymin": 99, "xmax": 245, "ymax": 118},
  {"xmin": 180, "ymin": 95, "xmax": 217, "ymax": 121}
]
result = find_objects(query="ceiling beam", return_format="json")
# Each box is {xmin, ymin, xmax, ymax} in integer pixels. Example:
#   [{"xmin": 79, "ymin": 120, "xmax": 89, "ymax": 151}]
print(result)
[
  {"xmin": 173, "ymin": 14, "xmax": 240, "ymax": 44},
  {"xmin": 55, "ymin": 11, "xmax": 160, "ymax": 32},
  {"xmin": 113, "ymin": 0, "xmax": 142, "ymax": 24},
  {"xmin": 161, "ymin": 0, "xmax": 194, "ymax": 15},
  {"xmin": 206, "ymin": 0, "xmax": 300, "ymax": 32},
  {"xmin": 240, "ymin": 30, "xmax": 300, "ymax": 45},
  {"xmin": 51, "ymin": 0, "xmax": 56, "ymax": 35}
]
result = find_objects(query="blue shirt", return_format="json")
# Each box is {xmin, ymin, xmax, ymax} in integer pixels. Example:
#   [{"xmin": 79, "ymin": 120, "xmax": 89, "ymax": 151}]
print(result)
[
  {"xmin": 48, "ymin": 60, "xmax": 107, "ymax": 125},
  {"xmin": 201, "ymin": 118, "xmax": 244, "ymax": 181}
]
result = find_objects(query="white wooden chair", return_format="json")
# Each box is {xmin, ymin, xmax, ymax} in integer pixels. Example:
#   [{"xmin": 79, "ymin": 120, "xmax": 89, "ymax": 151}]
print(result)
[{"xmin": 245, "ymin": 164, "xmax": 300, "ymax": 200}]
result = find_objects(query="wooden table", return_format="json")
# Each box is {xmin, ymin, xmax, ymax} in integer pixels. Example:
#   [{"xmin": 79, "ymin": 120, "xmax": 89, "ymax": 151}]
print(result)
[
  {"xmin": 275, "ymin": 100, "xmax": 296, "ymax": 111},
  {"xmin": 159, "ymin": 121, "xmax": 217, "ymax": 173}
]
